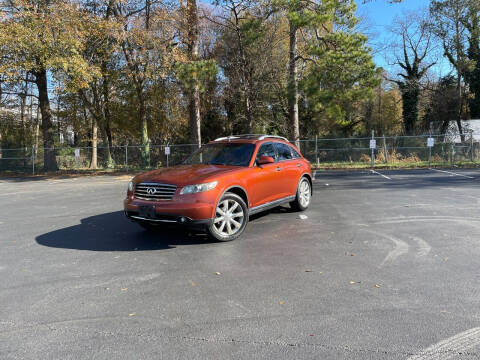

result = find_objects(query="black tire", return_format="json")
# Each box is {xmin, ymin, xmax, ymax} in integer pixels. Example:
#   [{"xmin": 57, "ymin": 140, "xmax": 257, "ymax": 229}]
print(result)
[
  {"xmin": 290, "ymin": 177, "xmax": 311, "ymax": 211},
  {"xmin": 207, "ymin": 192, "xmax": 248, "ymax": 242}
]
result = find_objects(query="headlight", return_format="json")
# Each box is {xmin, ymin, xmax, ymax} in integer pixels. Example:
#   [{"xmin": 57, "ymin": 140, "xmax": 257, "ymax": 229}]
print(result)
[
  {"xmin": 128, "ymin": 180, "xmax": 134, "ymax": 192},
  {"xmin": 180, "ymin": 181, "xmax": 218, "ymax": 195}
]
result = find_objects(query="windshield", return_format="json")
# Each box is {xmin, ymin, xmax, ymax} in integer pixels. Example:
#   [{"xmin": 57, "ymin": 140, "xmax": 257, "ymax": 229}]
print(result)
[{"xmin": 183, "ymin": 143, "xmax": 255, "ymax": 166}]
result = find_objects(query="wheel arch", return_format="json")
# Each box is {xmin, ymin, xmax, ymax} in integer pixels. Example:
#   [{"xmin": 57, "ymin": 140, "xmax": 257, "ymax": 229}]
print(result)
[
  {"xmin": 300, "ymin": 173, "xmax": 313, "ymax": 195},
  {"xmin": 223, "ymin": 185, "xmax": 249, "ymax": 208}
]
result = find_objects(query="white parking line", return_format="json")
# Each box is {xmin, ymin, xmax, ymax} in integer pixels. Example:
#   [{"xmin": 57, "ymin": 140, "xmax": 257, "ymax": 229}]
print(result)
[
  {"xmin": 313, "ymin": 170, "xmax": 316, "ymax": 180},
  {"xmin": 407, "ymin": 327, "xmax": 480, "ymax": 359},
  {"xmin": 370, "ymin": 170, "xmax": 392, "ymax": 180},
  {"xmin": 429, "ymin": 168, "xmax": 475, "ymax": 179}
]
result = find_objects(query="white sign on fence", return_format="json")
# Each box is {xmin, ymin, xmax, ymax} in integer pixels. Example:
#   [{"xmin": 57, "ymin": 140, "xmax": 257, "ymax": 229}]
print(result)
[
  {"xmin": 427, "ymin": 137, "xmax": 435, "ymax": 147},
  {"xmin": 74, "ymin": 148, "xmax": 80, "ymax": 158},
  {"xmin": 369, "ymin": 139, "xmax": 376, "ymax": 149},
  {"xmin": 165, "ymin": 146, "xmax": 170, "ymax": 155}
]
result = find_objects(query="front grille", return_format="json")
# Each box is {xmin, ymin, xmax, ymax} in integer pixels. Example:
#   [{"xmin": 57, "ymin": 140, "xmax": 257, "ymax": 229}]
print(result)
[{"xmin": 134, "ymin": 182, "xmax": 177, "ymax": 201}]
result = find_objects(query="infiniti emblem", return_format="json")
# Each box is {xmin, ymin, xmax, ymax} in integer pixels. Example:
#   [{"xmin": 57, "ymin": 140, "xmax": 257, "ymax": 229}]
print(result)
[{"xmin": 146, "ymin": 187, "xmax": 157, "ymax": 195}]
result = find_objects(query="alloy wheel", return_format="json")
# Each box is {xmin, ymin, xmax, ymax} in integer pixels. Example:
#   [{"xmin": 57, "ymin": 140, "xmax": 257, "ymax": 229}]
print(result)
[
  {"xmin": 213, "ymin": 199, "xmax": 245, "ymax": 237},
  {"xmin": 299, "ymin": 179, "xmax": 311, "ymax": 208}
]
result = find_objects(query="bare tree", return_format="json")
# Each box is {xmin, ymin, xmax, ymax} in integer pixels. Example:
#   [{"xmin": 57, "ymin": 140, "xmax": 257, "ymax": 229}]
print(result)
[{"xmin": 388, "ymin": 12, "xmax": 437, "ymax": 134}]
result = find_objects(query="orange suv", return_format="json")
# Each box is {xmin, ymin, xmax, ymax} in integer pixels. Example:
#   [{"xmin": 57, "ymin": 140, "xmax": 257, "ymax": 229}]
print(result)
[{"xmin": 124, "ymin": 135, "xmax": 313, "ymax": 241}]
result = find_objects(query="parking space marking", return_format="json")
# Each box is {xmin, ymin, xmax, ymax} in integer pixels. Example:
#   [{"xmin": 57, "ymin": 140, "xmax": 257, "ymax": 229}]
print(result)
[
  {"xmin": 364, "ymin": 230, "xmax": 409, "ymax": 267},
  {"xmin": 411, "ymin": 236, "xmax": 431, "ymax": 257},
  {"xmin": 407, "ymin": 327, "xmax": 480, "ymax": 360},
  {"xmin": 429, "ymin": 168, "xmax": 475, "ymax": 179},
  {"xmin": 370, "ymin": 170, "xmax": 392, "ymax": 180}
]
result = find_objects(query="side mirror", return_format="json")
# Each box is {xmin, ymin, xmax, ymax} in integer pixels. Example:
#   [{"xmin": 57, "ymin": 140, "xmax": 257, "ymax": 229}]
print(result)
[{"xmin": 257, "ymin": 156, "xmax": 275, "ymax": 165}]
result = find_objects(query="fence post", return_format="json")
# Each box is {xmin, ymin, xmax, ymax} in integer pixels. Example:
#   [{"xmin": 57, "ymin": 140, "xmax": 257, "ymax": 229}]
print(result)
[
  {"xmin": 32, "ymin": 145, "xmax": 35, "ymax": 175},
  {"xmin": 315, "ymin": 135, "xmax": 318, "ymax": 167},
  {"xmin": 471, "ymin": 134, "xmax": 474, "ymax": 163},
  {"xmin": 371, "ymin": 130, "xmax": 375, "ymax": 169},
  {"xmin": 166, "ymin": 144, "xmax": 169, "ymax": 167},
  {"xmin": 125, "ymin": 143, "xmax": 128, "ymax": 171},
  {"xmin": 428, "ymin": 144, "xmax": 431, "ymax": 168},
  {"xmin": 450, "ymin": 144, "xmax": 454, "ymax": 166}
]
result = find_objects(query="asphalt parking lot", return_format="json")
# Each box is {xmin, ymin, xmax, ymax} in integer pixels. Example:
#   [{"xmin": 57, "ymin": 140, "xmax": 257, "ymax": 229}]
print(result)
[{"xmin": 1, "ymin": 169, "xmax": 480, "ymax": 359}]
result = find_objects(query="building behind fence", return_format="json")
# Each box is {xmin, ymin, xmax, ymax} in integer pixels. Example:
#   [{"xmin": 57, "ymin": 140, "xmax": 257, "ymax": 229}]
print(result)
[{"xmin": 1, "ymin": 133, "xmax": 479, "ymax": 174}]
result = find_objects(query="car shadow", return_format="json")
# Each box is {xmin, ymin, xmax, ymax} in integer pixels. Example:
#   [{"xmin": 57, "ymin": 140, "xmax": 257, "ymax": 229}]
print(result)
[{"xmin": 35, "ymin": 211, "xmax": 217, "ymax": 251}]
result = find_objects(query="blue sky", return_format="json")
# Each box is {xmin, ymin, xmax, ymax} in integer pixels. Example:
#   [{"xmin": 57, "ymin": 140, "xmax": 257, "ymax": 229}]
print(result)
[{"xmin": 356, "ymin": 0, "xmax": 452, "ymax": 76}]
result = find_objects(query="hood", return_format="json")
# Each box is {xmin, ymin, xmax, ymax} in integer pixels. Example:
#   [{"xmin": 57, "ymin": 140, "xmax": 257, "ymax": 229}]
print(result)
[{"xmin": 134, "ymin": 164, "xmax": 239, "ymax": 186}]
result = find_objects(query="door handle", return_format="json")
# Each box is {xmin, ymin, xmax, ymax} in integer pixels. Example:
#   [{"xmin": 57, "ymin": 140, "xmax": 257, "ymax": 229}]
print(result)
[
  {"xmin": 296, "ymin": 163, "xmax": 301, "ymax": 167},
  {"xmin": 276, "ymin": 167, "xmax": 282, "ymax": 171}
]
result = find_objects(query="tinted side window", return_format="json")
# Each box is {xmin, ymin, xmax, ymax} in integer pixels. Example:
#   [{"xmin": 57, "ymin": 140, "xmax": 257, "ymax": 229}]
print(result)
[
  {"xmin": 256, "ymin": 143, "xmax": 276, "ymax": 161},
  {"xmin": 275, "ymin": 143, "xmax": 293, "ymax": 161},
  {"xmin": 290, "ymin": 146, "xmax": 301, "ymax": 158}
]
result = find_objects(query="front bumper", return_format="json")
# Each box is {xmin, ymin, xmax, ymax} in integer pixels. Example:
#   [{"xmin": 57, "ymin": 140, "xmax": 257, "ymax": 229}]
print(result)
[{"xmin": 124, "ymin": 197, "xmax": 214, "ymax": 229}]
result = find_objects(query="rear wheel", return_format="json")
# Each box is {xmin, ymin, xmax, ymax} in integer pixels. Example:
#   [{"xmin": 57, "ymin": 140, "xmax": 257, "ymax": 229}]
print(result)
[
  {"xmin": 207, "ymin": 192, "xmax": 248, "ymax": 241},
  {"xmin": 290, "ymin": 177, "xmax": 311, "ymax": 211}
]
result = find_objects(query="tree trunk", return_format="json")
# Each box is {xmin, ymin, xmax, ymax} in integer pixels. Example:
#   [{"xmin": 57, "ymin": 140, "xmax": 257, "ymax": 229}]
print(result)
[
  {"xmin": 102, "ymin": 0, "xmax": 115, "ymax": 168},
  {"xmin": 233, "ymin": 6, "xmax": 253, "ymax": 133},
  {"xmin": 456, "ymin": 73, "xmax": 465, "ymax": 141},
  {"xmin": 189, "ymin": 87, "xmax": 201, "ymax": 147},
  {"xmin": 102, "ymin": 73, "xmax": 114, "ymax": 168},
  {"xmin": 245, "ymin": 95, "xmax": 253, "ymax": 133},
  {"xmin": 91, "ymin": 116, "xmax": 98, "ymax": 169},
  {"xmin": 20, "ymin": 88, "xmax": 27, "ymax": 167},
  {"xmin": 400, "ymin": 83, "xmax": 419, "ymax": 135},
  {"xmin": 138, "ymin": 89, "xmax": 150, "ymax": 167},
  {"xmin": 288, "ymin": 21, "xmax": 300, "ymax": 148},
  {"xmin": 455, "ymin": 18, "xmax": 465, "ymax": 142},
  {"xmin": 35, "ymin": 69, "xmax": 58, "ymax": 171},
  {"xmin": 34, "ymin": 105, "xmax": 40, "ymax": 156},
  {"xmin": 187, "ymin": 0, "xmax": 201, "ymax": 147}
]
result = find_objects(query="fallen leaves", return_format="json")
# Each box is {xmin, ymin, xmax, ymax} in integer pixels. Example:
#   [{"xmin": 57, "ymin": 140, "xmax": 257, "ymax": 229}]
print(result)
[
  {"xmin": 128, "ymin": 313, "xmax": 135, "ymax": 317},
  {"xmin": 121, "ymin": 288, "xmax": 128, "ymax": 291},
  {"xmin": 304, "ymin": 269, "xmax": 322, "ymax": 274},
  {"xmin": 215, "ymin": 272, "xmax": 221, "ymax": 275}
]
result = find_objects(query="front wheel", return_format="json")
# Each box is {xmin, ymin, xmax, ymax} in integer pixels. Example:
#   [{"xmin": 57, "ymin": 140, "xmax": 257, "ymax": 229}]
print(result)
[
  {"xmin": 290, "ymin": 177, "xmax": 311, "ymax": 211},
  {"xmin": 207, "ymin": 192, "xmax": 248, "ymax": 241}
]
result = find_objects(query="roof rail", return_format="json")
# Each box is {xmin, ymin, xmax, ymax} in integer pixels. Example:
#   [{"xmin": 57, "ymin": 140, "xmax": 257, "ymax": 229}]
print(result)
[
  {"xmin": 258, "ymin": 135, "xmax": 288, "ymax": 141},
  {"xmin": 214, "ymin": 136, "xmax": 240, "ymax": 142},
  {"xmin": 214, "ymin": 134, "xmax": 288, "ymax": 142}
]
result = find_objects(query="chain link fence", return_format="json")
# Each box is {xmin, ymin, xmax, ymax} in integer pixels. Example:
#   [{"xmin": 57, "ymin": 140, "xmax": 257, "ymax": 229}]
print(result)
[
  {"xmin": 299, "ymin": 133, "xmax": 479, "ymax": 168},
  {"xmin": 1, "ymin": 133, "xmax": 479, "ymax": 174}
]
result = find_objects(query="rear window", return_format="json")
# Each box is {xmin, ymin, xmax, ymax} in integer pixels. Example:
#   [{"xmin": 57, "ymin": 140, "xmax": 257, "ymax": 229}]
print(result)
[
  {"xmin": 275, "ymin": 143, "xmax": 293, "ymax": 161},
  {"xmin": 290, "ymin": 146, "xmax": 301, "ymax": 158}
]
